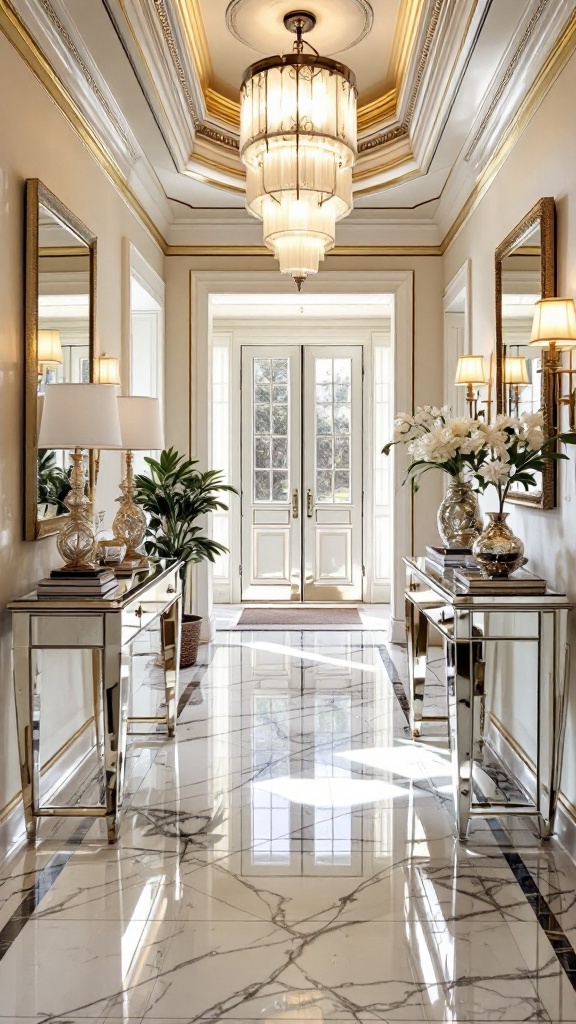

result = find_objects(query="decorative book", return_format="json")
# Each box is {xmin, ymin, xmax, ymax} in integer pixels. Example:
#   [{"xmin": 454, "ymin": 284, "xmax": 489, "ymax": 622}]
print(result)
[{"xmin": 453, "ymin": 566, "xmax": 546, "ymax": 594}]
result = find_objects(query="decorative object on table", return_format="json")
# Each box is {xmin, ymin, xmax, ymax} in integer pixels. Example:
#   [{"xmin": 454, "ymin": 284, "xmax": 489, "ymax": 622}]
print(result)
[
  {"xmin": 471, "ymin": 410, "xmax": 576, "ymax": 575},
  {"xmin": 454, "ymin": 355, "xmax": 493, "ymax": 419},
  {"xmin": 237, "ymin": 11, "xmax": 357, "ymax": 290},
  {"xmin": 113, "ymin": 396, "xmax": 165, "ymax": 564},
  {"xmin": 38, "ymin": 383, "xmax": 122, "ymax": 571},
  {"xmin": 36, "ymin": 567, "xmax": 118, "ymax": 598},
  {"xmin": 453, "ymin": 565, "xmax": 546, "ymax": 595},
  {"xmin": 134, "ymin": 447, "xmax": 238, "ymax": 666},
  {"xmin": 382, "ymin": 407, "xmax": 484, "ymax": 547},
  {"xmin": 425, "ymin": 545, "xmax": 472, "ymax": 570},
  {"xmin": 383, "ymin": 407, "xmax": 576, "ymax": 557},
  {"xmin": 97, "ymin": 538, "xmax": 127, "ymax": 565}
]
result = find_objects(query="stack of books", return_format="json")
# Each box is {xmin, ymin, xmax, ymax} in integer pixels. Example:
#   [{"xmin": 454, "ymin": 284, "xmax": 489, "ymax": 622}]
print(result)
[
  {"xmin": 453, "ymin": 566, "xmax": 547, "ymax": 595},
  {"xmin": 425, "ymin": 545, "xmax": 472, "ymax": 571},
  {"xmin": 37, "ymin": 567, "xmax": 119, "ymax": 599}
]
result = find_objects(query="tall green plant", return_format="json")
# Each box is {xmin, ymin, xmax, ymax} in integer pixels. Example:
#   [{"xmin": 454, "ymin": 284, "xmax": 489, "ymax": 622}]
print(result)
[{"xmin": 134, "ymin": 448, "xmax": 237, "ymax": 602}]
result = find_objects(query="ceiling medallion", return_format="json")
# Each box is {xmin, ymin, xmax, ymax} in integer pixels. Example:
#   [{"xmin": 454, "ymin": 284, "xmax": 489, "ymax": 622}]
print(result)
[
  {"xmin": 226, "ymin": 0, "xmax": 373, "ymax": 57},
  {"xmin": 239, "ymin": 11, "xmax": 358, "ymax": 290}
]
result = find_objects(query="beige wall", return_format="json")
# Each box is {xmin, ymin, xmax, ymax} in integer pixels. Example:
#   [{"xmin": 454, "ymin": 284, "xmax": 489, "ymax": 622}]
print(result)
[
  {"xmin": 444, "ymin": 50, "xmax": 576, "ymax": 810},
  {"xmin": 0, "ymin": 31, "xmax": 162, "ymax": 813},
  {"xmin": 164, "ymin": 253, "xmax": 445, "ymax": 557}
]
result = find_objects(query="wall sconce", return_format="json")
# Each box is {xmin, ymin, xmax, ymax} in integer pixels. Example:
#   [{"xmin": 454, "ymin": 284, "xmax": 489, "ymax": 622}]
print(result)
[
  {"xmin": 503, "ymin": 355, "xmax": 529, "ymax": 416},
  {"xmin": 97, "ymin": 353, "xmax": 121, "ymax": 385},
  {"xmin": 37, "ymin": 329, "xmax": 62, "ymax": 384},
  {"xmin": 454, "ymin": 354, "xmax": 493, "ymax": 419},
  {"xmin": 530, "ymin": 297, "xmax": 576, "ymax": 430}
]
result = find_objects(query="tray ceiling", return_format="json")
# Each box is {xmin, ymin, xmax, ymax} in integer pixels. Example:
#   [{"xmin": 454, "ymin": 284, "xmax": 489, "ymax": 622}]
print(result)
[{"xmin": 6, "ymin": 0, "xmax": 576, "ymax": 245}]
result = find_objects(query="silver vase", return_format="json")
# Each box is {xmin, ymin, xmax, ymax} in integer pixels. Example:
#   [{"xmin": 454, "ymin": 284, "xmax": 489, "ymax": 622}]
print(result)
[
  {"xmin": 472, "ymin": 512, "xmax": 524, "ymax": 577},
  {"xmin": 437, "ymin": 478, "xmax": 483, "ymax": 548}
]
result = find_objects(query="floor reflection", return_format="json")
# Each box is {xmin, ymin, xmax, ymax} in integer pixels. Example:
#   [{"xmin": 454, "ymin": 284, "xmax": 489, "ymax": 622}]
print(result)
[{"xmin": 0, "ymin": 629, "xmax": 575, "ymax": 1021}]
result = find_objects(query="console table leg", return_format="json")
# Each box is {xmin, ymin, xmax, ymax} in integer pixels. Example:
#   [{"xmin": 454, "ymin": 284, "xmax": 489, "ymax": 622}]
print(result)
[
  {"xmin": 13, "ymin": 614, "xmax": 37, "ymax": 842},
  {"xmin": 447, "ymin": 640, "xmax": 474, "ymax": 840},
  {"xmin": 406, "ymin": 601, "xmax": 428, "ymax": 738},
  {"xmin": 538, "ymin": 610, "xmax": 569, "ymax": 838},
  {"xmin": 161, "ymin": 597, "xmax": 182, "ymax": 737},
  {"xmin": 102, "ymin": 615, "xmax": 128, "ymax": 843}
]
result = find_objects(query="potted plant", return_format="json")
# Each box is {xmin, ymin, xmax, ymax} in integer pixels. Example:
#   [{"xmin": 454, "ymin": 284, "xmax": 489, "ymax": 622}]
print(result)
[{"xmin": 134, "ymin": 447, "xmax": 237, "ymax": 666}]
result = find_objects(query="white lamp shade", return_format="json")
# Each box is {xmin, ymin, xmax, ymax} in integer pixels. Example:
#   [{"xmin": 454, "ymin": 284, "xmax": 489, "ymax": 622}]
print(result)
[
  {"xmin": 503, "ymin": 356, "xmax": 530, "ymax": 385},
  {"xmin": 117, "ymin": 396, "xmax": 164, "ymax": 451},
  {"xmin": 454, "ymin": 355, "xmax": 487, "ymax": 386},
  {"xmin": 38, "ymin": 383, "xmax": 122, "ymax": 450},
  {"xmin": 98, "ymin": 354, "xmax": 121, "ymax": 385},
  {"xmin": 38, "ymin": 330, "xmax": 62, "ymax": 366},
  {"xmin": 530, "ymin": 298, "xmax": 576, "ymax": 349}
]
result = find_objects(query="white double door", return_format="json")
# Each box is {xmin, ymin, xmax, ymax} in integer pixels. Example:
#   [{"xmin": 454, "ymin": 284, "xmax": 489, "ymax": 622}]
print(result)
[{"xmin": 241, "ymin": 345, "xmax": 363, "ymax": 602}]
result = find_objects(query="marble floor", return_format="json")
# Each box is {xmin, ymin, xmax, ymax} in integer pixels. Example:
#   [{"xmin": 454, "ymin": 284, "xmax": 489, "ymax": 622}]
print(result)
[{"xmin": 2, "ymin": 626, "xmax": 576, "ymax": 1022}]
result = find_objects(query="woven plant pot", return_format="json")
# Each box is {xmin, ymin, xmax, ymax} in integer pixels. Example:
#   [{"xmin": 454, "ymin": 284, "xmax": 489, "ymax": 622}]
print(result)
[{"xmin": 180, "ymin": 614, "xmax": 202, "ymax": 668}]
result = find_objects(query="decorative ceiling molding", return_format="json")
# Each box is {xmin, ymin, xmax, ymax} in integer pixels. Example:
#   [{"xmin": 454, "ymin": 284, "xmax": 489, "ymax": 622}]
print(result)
[
  {"xmin": 464, "ymin": 0, "xmax": 574, "ymax": 167},
  {"xmin": 0, "ymin": 0, "xmax": 166, "ymax": 249},
  {"xmin": 36, "ymin": 0, "xmax": 139, "ymax": 161}
]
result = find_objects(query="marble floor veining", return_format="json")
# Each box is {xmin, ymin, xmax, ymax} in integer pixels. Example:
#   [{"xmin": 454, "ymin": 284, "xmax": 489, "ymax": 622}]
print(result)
[{"xmin": 2, "ymin": 627, "xmax": 576, "ymax": 1021}]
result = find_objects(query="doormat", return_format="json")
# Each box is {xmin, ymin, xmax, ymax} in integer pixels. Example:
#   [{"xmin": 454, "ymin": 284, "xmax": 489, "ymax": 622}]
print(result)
[{"xmin": 233, "ymin": 607, "xmax": 363, "ymax": 630}]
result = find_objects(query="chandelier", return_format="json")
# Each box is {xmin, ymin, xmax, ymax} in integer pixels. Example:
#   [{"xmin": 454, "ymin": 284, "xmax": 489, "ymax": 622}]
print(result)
[{"xmin": 239, "ymin": 11, "xmax": 357, "ymax": 290}]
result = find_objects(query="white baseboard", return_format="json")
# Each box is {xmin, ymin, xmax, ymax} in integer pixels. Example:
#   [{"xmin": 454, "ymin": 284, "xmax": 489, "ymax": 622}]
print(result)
[
  {"xmin": 389, "ymin": 617, "xmax": 406, "ymax": 644},
  {"xmin": 488, "ymin": 716, "xmax": 576, "ymax": 860},
  {"xmin": 0, "ymin": 722, "xmax": 95, "ymax": 865}
]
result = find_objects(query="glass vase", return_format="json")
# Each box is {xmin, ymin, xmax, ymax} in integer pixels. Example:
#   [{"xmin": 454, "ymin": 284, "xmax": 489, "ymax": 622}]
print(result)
[
  {"xmin": 472, "ymin": 512, "xmax": 524, "ymax": 576},
  {"xmin": 437, "ymin": 477, "xmax": 483, "ymax": 548}
]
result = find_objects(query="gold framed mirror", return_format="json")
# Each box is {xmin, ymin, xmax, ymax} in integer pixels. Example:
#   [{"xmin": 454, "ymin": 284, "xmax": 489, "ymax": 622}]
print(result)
[
  {"xmin": 25, "ymin": 179, "xmax": 96, "ymax": 540},
  {"xmin": 495, "ymin": 196, "xmax": 556, "ymax": 508}
]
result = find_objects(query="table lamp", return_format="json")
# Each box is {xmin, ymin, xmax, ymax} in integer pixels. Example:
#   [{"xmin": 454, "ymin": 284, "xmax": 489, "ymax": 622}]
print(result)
[
  {"xmin": 38, "ymin": 383, "xmax": 122, "ymax": 570},
  {"xmin": 113, "ymin": 396, "xmax": 164, "ymax": 562}
]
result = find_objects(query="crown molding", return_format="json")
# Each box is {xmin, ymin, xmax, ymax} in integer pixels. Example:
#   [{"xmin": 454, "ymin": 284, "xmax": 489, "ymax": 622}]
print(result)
[
  {"xmin": 165, "ymin": 244, "xmax": 443, "ymax": 257},
  {"xmin": 439, "ymin": 0, "xmax": 576, "ymax": 251},
  {"xmin": 0, "ymin": 0, "xmax": 167, "ymax": 251}
]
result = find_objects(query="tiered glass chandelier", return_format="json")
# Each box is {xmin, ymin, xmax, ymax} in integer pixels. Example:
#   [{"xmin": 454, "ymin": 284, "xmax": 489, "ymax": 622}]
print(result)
[{"xmin": 239, "ymin": 11, "xmax": 357, "ymax": 290}]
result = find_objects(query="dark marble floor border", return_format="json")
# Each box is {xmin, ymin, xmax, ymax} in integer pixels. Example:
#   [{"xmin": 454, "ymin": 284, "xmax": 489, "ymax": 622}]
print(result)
[{"xmin": 378, "ymin": 644, "xmax": 576, "ymax": 992}]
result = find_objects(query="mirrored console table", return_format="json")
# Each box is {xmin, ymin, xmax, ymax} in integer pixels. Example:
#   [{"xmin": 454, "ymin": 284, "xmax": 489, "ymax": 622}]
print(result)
[
  {"xmin": 404, "ymin": 557, "xmax": 571, "ymax": 841},
  {"xmin": 10, "ymin": 561, "xmax": 182, "ymax": 843}
]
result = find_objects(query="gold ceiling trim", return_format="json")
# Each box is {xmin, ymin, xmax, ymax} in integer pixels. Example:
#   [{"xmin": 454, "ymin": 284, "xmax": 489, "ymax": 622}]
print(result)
[
  {"xmin": 442, "ymin": 9, "xmax": 576, "ymax": 255},
  {"xmin": 465, "ymin": 0, "xmax": 551, "ymax": 162},
  {"xmin": 0, "ymin": 0, "xmax": 166, "ymax": 252},
  {"xmin": 400, "ymin": 0, "xmax": 445, "ymax": 129},
  {"xmin": 174, "ymin": 0, "xmax": 211, "ymax": 91},
  {"xmin": 357, "ymin": 89, "xmax": 396, "ymax": 132},
  {"xmin": 171, "ymin": 0, "xmax": 438, "ymax": 147},
  {"xmin": 206, "ymin": 88, "xmax": 240, "ymax": 127},
  {"xmin": 166, "ymin": 244, "xmax": 442, "ymax": 257}
]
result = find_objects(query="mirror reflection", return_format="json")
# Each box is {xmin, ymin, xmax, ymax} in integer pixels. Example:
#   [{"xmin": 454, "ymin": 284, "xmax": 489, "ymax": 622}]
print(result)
[
  {"xmin": 25, "ymin": 179, "xmax": 96, "ymax": 540},
  {"xmin": 495, "ymin": 197, "xmax": 555, "ymax": 508},
  {"xmin": 37, "ymin": 206, "xmax": 91, "ymax": 519},
  {"xmin": 500, "ymin": 223, "xmax": 541, "ymax": 421}
]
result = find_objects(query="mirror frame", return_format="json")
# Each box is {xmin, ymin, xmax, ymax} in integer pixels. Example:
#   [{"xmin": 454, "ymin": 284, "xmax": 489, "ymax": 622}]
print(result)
[
  {"xmin": 25, "ymin": 178, "xmax": 97, "ymax": 540},
  {"xmin": 495, "ymin": 196, "xmax": 556, "ymax": 509}
]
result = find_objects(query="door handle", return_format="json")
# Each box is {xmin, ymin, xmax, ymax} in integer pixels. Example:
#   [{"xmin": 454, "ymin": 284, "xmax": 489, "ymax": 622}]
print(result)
[
  {"xmin": 307, "ymin": 488, "xmax": 314, "ymax": 518},
  {"xmin": 292, "ymin": 489, "xmax": 299, "ymax": 519}
]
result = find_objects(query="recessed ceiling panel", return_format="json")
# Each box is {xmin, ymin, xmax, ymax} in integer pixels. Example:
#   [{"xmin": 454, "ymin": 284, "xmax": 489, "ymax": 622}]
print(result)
[
  {"xmin": 225, "ymin": 0, "xmax": 373, "ymax": 55},
  {"xmin": 200, "ymin": 0, "xmax": 401, "ymax": 100}
]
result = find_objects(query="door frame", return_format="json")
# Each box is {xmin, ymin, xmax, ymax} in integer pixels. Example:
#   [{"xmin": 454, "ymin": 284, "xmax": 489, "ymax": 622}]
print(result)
[
  {"xmin": 238, "ymin": 340, "xmax": 365, "ymax": 603},
  {"xmin": 189, "ymin": 271, "xmax": 413, "ymax": 642}
]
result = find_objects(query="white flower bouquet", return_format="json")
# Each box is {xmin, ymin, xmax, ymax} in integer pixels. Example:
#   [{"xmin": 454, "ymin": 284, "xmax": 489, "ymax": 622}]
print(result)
[{"xmin": 383, "ymin": 407, "xmax": 576, "ymax": 509}]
